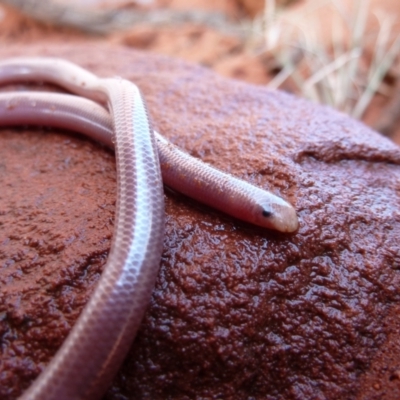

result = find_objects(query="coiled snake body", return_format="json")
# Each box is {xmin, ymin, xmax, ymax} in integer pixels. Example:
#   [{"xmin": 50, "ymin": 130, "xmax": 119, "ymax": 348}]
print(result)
[{"xmin": 0, "ymin": 58, "xmax": 298, "ymax": 400}]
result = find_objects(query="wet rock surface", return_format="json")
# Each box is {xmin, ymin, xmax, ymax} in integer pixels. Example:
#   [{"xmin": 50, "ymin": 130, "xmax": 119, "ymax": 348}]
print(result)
[{"xmin": 0, "ymin": 43, "xmax": 399, "ymax": 399}]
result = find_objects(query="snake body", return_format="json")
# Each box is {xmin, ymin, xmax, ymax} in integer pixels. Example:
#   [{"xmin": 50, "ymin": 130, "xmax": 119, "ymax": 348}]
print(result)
[{"xmin": 0, "ymin": 58, "xmax": 298, "ymax": 399}]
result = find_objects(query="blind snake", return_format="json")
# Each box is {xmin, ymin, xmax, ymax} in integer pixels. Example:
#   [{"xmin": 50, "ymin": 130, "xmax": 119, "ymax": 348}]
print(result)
[{"xmin": 0, "ymin": 58, "xmax": 298, "ymax": 399}]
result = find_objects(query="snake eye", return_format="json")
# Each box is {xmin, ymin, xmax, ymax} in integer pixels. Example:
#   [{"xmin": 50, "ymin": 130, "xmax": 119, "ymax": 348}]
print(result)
[{"xmin": 262, "ymin": 209, "xmax": 273, "ymax": 218}]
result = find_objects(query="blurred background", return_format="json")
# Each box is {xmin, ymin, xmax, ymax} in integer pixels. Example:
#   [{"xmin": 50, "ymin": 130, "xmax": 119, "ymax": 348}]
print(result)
[{"xmin": 0, "ymin": 0, "xmax": 399, "ymax": 144}]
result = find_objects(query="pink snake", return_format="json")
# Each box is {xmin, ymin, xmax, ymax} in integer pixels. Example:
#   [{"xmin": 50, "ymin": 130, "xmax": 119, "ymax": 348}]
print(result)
[{"xmin": 0, "ymin": 58, "xmax": 298, "ymax": 400}]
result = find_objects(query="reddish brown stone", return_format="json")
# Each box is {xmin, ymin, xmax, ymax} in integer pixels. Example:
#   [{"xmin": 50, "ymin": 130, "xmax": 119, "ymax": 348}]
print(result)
[{"xmin": 0, "ymin": 43, "xmax": 399, "ymax": 399}]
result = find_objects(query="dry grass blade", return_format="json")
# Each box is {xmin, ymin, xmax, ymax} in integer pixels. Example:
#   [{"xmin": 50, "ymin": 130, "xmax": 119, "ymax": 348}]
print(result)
[
  {"xmin": 267, "ymin": 61, "xmax": 297, "ymax": 90},
  {"xmin": 341, "ymin": 0, "xmax": 370, "ymax": 115},
  {"xmin": 304, "ymin": 48, "xmax": 361, "ymax": 92},
  {"xmin": 352, "ymin": 34, "xmax": 400, "ymax": 119},
  {"xmin": 259, "ymin": 0, "xmax": 400, "ymax": 125}
]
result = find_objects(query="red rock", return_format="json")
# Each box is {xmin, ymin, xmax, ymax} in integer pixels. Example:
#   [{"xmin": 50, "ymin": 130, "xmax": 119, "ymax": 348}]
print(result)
[{"xmin": 0, "ymin": 43, "xmax": 399, "ymax": 399}]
